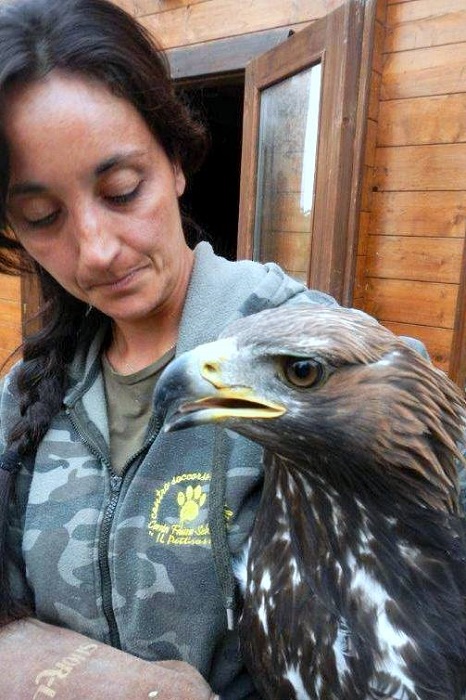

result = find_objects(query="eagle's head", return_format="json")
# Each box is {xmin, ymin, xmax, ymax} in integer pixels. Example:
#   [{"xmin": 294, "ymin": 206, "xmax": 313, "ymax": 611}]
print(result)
[{"xmin": 155, "ymin": 305, "xmax": 465, "ymax": 513}]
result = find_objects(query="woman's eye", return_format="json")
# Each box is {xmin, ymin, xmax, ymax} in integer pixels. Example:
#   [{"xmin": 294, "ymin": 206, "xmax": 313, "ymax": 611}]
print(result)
[
  {"xmin": 25, "ymin": 211, "xmax": 59, "ymax": 228},
  {"xmin": 106, "ymin": 182, "xmax": 142, "ymax": 205},
  {"xmin": 282, "ymin": 358, "xmax": 325, "ymax": 388}
]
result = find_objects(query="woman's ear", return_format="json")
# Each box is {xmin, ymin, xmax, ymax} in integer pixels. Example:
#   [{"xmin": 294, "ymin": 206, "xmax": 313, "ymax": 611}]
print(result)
[{"xmin": 173, "ymin": 161, "xmax": 186, "ymax": 198}]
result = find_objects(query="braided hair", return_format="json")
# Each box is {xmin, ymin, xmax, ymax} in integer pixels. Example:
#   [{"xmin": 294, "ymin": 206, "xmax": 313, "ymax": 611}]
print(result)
[{"xmin": 0, "ymin": 0, "xmax": 208, "ymax": 623}]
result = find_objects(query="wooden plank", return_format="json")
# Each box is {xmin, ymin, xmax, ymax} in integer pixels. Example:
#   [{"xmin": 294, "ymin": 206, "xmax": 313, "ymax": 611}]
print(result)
[
  {"xmin": 381, "ymin": 43, "xmax": 466, "ymax": 101},
  {"xmin": 363, "ymin": 278, "xmax": 457, "ymax": 328},
  {"xmin": 368, "ymin": 69, "xmax": 382, "ymax": 121},
  {"xmin": 374, "ymin": 143, "xmax": 466, "ymax": 192},
  {"xmin": 0, "ymin": 326, "xmax": 22, "ymax": 376},
  {"xmin": 372, "ymin": 191, "xmax": 466, "ymax": 237},
  {"xmin": 378, "ymin": 94, "xmax": 466, "ymax": 147},
  {"xmin": 21, "ymin": 273, "xmax": 42, "ymax": 334},
  {"xmin": 353, "ymin": 295, "xmax": 364, "ymax": 308},
  {"xmin": 168, "ymin": 28, "xmax": 291, "ymax": 80},
  {"xmin": 344, "ymin": 0, "xmax": 380, "ymax": 306},
  {"xmin": 0, "ymin": 274, "xmax": 21, "ymax": 301},
  {"xmin": 134, "ymin": 0, "xmax": 207, "ymax": 16},
  {"xmin": 140, "ymin": 0, "xmax": 345, "ymax": 49},
  {"xmin": 360, "ymin": 164, "xmax": 375, "ymax": 212},
  {"xmin": 111, "ymin": 0, "xmax": 135, "ymax": 14},
  {"xmin": 0, "ymin": 325, "xmax": 21, "ymax": 353},
  {"xmin": 353, "ymin": 254, "xmax": 367, "ymax": 299},
  {"xmin": 449, "ymin": 235, "xmax": 466, "ymax": 386},
  {"xmin": 0, "ymin": 298, "xmax": 21, "ymax": 327},
  {"xmin": 372, "ymin": 19, "xmax": 385, "ymax": 75},
  {"xmin": 385, "ymin": 0, "xmax": 466, "ymax": 53},
  {"xmin": 358, "ymin": 211, "xmax": 370, "ymax": 255},
  {"xmin": 365, "ymin": 235, "xmax": 463, "ymax": 283},
  {"xmin": 382, "ymin": 321, "xmax": 452, "ymax": 372},
  {"xmin": 376, "ymin": 0, "xmax": 387, "ymax": 24},
  {"xmin": 365, "ymin": 119, "xmax": 378, "ymax": 167}
]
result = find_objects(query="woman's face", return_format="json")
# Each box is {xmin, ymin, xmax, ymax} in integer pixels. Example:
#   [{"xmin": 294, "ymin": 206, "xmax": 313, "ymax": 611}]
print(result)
[{"xmin": 4, "ymin": 71, "xmax": 192, "ymax": 324}]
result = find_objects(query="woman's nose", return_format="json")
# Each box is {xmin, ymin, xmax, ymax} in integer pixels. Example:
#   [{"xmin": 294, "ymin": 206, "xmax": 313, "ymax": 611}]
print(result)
[{"xmin": 70, "ymin": 203, "xmax": 120, "ymax": 271}]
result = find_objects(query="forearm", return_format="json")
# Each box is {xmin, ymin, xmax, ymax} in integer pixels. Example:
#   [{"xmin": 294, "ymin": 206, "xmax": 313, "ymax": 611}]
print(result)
[{"xmin": 0, "ymin": 618, "xmax": 218, "ymax": 699}]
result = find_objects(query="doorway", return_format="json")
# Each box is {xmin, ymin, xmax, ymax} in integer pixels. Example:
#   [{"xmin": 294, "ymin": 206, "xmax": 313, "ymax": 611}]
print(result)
[{"xmin": 178, "ymin": 79, "xmax": 244, "ymax": 261}]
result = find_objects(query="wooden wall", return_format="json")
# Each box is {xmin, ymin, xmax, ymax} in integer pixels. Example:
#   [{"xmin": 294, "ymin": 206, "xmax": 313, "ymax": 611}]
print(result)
[
  {"xmin": 0, "ymin": 274, "xmax": 21, "ymax": 372},
  {"xmin": 130, "ymin": 0, "xmax": 346, "ymax": 48},
  {"xmin": 355, "ymin": 0, "xmax": 466, "ymax": 374}
]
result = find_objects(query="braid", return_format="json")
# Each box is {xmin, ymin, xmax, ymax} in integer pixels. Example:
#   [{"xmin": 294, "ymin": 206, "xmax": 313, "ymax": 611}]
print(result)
[
  {"xmin": 0, "ymin": 273, "xmax": 104, "ymax": 625},
  {"xmin": 9, "ymin": 271, "xmax": 104, "ymax": 455},
  {"xmin": 0, "ymin": 453, "xmax": 30, "ymax": 624}
]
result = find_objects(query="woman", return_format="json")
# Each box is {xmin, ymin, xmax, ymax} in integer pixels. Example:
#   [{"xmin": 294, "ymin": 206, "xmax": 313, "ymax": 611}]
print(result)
[{"xmin": 0, "ymin": 0, "xmax": 337, "ymax": 697}]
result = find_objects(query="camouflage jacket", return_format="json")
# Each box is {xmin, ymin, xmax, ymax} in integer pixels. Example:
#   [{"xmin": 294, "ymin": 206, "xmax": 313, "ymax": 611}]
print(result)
[{"xmin": 1, "ymin": 243, "xmax": 337, "ymax": 699}]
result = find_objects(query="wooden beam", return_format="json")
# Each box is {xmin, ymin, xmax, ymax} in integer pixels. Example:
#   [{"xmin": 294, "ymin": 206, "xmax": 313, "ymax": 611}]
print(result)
[
  {"xmin": 450, "ymin": 235, "xmax": 466, "ymax": 386},
  {"xmin": 381, "ymin": 43, "xmax": 466, "ymax": 100},
  {"xmin": 372, "ymin": 191, "xmax": 466, "ymax": 238},
  {"xmin": 385, "ymin": 0, "xmax": 466, "ymax": 53},
  {"xmin": 378, "ymin": 94, "xmax": 466, "ymax": 147},
  {"xmin": 364, "ymin": 278, "xmax": 457, "ymax": 329},
  {"xmin": 21, "ymin": 272, "xmax": 42, "ymax": 337},
  {"xmin": 374, "ymin": 143, "xmax": 466, "ymax": 192},
  {"xmin": 365, "ymin": 235, "xmax": 463, "ymax": 284},
  {"xmin": 383, "ymin": 322, "xmax": 453, "ymax": 373},
  {"xmin": 167, "ymin": 28, "xmax": 292, "ymax": 80},
  {"xmin": 140, "ymin": 0, "xmax": 345, "ymax": 49}
]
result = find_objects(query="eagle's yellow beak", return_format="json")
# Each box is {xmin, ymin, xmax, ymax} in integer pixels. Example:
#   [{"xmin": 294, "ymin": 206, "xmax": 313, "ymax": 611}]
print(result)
[
  {"xmin": 178, "ymin": 385, "xmax": 286, "ymax": 424},
  {"xmin": 154, "ymin": 337, "xmax": 286, "ymax": 431}
]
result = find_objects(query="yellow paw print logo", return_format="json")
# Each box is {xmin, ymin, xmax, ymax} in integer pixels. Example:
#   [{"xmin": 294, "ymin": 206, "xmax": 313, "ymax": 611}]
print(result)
[{"xmin": 177, "ymin": 485, "xmax": 206, "ymax": 523}]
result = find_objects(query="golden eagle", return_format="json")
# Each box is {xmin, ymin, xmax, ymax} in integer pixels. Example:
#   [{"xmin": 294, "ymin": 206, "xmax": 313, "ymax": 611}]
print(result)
[{"xmin": 154, "ymin": 305, "xmax": 466, "ymax": 700}]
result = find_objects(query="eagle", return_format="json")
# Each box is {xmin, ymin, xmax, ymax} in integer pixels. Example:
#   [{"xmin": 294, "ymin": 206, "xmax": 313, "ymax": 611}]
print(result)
[{"xmin": 154, "ymin": 305, "xmax": 466, "ymax": 700}]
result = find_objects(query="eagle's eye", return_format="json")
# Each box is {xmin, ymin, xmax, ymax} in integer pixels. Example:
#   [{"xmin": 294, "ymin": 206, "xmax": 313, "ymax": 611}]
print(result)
[{"xmin": 282, "ymin": 358, "xmax": 325, "ymax": 388}]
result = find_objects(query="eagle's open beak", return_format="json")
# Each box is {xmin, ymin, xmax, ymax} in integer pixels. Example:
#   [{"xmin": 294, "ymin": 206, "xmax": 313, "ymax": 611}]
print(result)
[
  {"xmin": 154, "ymin": 338, "xmax": 286, "ymax": 432},
  {"xmin": 167, "ymin": 387, "xmax": 285, "ymax": 431}
]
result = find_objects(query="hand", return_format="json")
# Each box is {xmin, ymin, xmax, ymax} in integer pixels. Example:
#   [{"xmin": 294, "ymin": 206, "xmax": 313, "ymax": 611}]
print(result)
[{"xmin": 0, "ymin": 618, "xmax": 218, "ymax": 699}]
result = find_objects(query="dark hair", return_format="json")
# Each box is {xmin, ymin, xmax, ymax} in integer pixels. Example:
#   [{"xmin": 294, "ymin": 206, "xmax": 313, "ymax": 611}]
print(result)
[
  {"xmin": 0, "ymin": 0, "xmax": 208, "ymax": 623},
  {"xmin": 0, "ymin": 0, "xmax": 208, "ymax": 451}
]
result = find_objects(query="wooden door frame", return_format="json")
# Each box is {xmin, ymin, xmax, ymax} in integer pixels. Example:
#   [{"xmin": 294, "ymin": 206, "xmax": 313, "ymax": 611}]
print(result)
[
  {"xmin": 167, "ymin": 27, "xmax": 292, "ymax": 84},
  {"xmin": 450, "ymin": 237, "xmax": 466, "ymax": 387},
  {"xmin": 237, "ymin": 0, "xmax": 377, "ymax": 305}
]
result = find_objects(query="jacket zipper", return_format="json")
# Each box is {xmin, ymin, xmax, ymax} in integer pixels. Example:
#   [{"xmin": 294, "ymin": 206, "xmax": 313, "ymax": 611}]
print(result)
[
  {"xmin": 98, "ymin": 472, "xmax": 123, "ymax": 648},
  {"xmin": 65, "ymin": 406, "xmax": 162, "ymax": 648}
]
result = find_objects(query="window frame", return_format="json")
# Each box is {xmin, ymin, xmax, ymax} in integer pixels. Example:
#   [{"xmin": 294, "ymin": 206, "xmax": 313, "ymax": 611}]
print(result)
[{"xmin": 237, "ymin": 0, "xmax": 374, "ymax": 304}]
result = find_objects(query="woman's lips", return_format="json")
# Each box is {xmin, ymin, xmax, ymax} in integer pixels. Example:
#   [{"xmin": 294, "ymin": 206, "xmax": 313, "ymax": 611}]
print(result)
[{"xmin": 85, "ymin": 265, "xmax": 147, "ymax": 292}]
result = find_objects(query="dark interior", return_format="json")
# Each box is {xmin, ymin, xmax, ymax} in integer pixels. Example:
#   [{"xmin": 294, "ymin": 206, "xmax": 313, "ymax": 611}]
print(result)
[{"xmin": 179, "ymin": 80, "xmax": 244, "ymax": 261}]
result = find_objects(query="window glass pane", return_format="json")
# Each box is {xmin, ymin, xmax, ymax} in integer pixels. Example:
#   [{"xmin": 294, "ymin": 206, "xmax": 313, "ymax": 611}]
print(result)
[{"xmin": 253, "ymin": 63, "xmax": 322, "ymax": 282}]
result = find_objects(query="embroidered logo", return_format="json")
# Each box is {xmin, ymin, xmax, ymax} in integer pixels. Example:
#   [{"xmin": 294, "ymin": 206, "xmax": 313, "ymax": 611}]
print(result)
[
  {"xmin": 148, "ymin": 471, "xmax": 231, "ymax": 547},
  {"xmin": 177, "ymin": 484, "xmax": 206, "ymax": 524}
]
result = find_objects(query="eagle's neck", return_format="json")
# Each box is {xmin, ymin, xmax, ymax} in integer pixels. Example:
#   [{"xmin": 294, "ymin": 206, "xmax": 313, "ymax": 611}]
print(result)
[{"xmin": 256, "ymin": 454, "xmax": 369, "ymax": 603}]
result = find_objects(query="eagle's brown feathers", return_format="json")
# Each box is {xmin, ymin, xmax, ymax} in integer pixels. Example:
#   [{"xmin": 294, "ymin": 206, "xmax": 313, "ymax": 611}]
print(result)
[{"xmin": 155, "ymin": 305, "xmax": 466, "ymax": 700}]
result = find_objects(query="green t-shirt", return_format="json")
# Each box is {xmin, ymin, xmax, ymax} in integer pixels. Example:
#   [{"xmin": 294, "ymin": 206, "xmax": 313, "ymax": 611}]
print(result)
[{"xmin": 101, "ymin": 346, "xmax": 175, "ymax": 475}]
